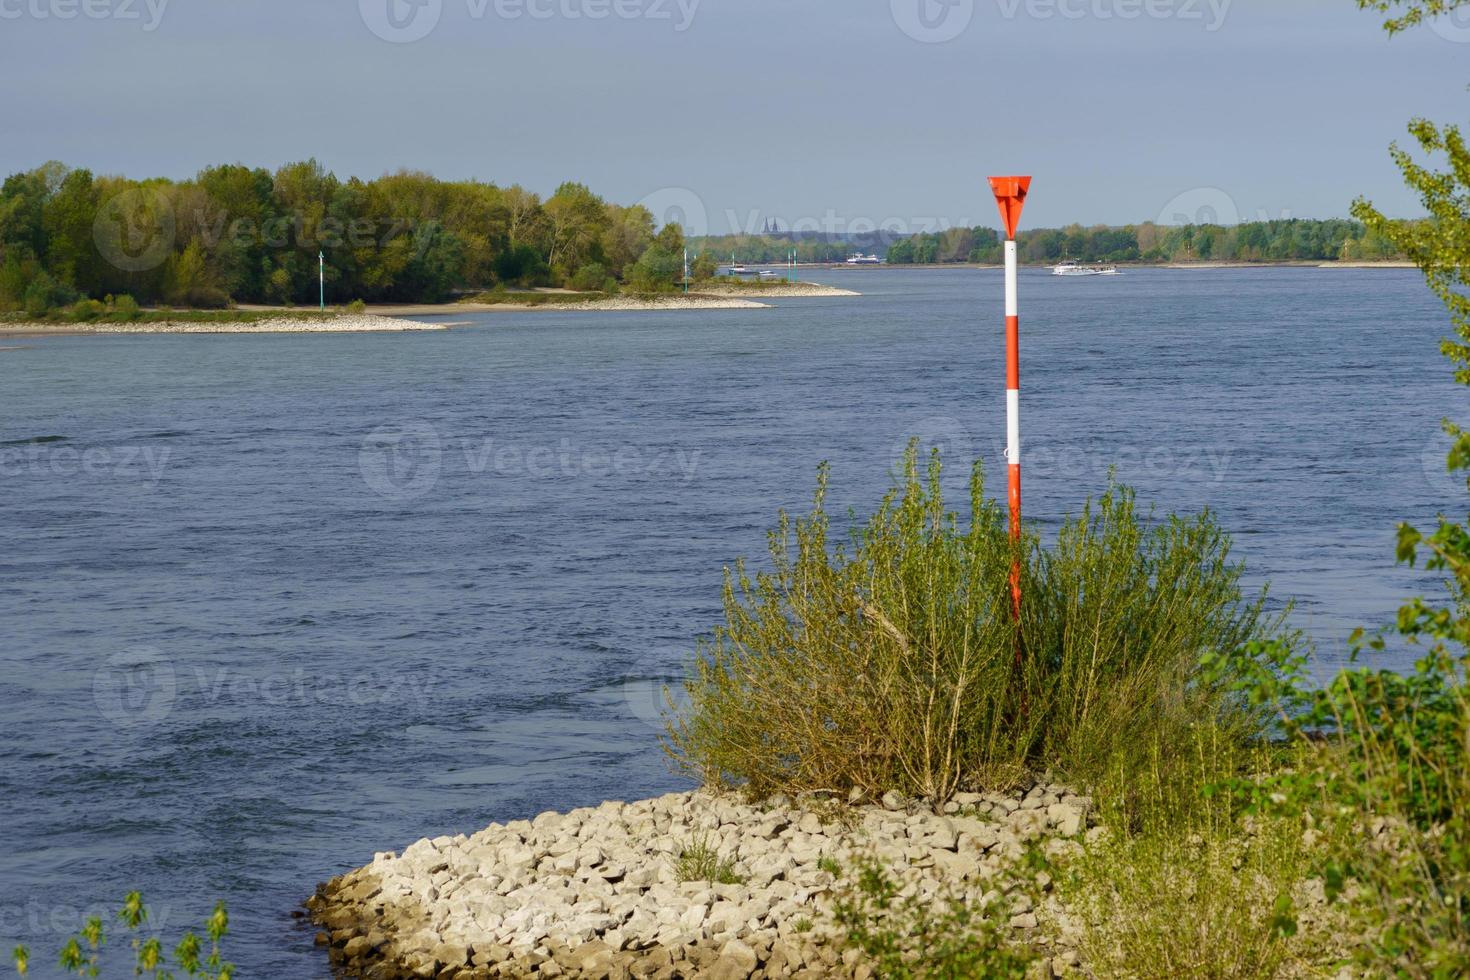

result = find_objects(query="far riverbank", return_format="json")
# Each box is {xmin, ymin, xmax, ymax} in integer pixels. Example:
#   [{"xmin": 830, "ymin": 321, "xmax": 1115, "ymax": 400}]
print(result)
[{"xmin": 0, "ymin": 313, "xmax": 447, "ymax": 337}]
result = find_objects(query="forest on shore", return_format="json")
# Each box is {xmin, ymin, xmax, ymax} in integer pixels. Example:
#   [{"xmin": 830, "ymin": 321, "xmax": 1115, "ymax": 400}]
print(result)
[
  {"xmin": 697, "ymin": 219, "xmax": 1407, "ymax": 266},
  {"xmin": 880, "ymin": 219, "xmax": 1406, "ymax": 265},
  {"xmin": 0, "ymin": 159, "xmax": 1411, "ymax": 317},
  {"xmin": 0, "ymin": 160, "xmax": 707, "ymax": 315}
]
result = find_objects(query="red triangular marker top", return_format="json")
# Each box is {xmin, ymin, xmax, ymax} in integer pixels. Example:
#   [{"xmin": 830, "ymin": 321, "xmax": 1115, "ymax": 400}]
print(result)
[{"xmin": 988, "ymin": 176, "xmax": 1032, "ymax": 241}]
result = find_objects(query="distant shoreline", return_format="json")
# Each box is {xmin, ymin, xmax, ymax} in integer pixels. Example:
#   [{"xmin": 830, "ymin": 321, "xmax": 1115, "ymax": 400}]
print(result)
[
  {"xmin": 0, "ymin": 314, "xmax": 448, "ymax": 337},
  {"xmin": 817, "ymin": 260, "xmax": 1418, "ymax": 271},
  {"xmin": 0, "ymin": 283, "xmax": 870, "ymax": 336}
]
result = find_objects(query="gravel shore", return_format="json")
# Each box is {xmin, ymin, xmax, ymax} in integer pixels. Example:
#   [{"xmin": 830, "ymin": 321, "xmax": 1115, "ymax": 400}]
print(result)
[
  {"xmin": 569, "ymin": 296, "xmax": 772, "ymax": 312},
  {"xmin": 307, "ymin": 784, "xmax": 1095, "ymax": 978},
  {"xmin": 694, "ymin": 283, "xmax": 860, "ymax": 299},
  {"xmin": 0, "ymin": 315, "xmax": 448, "ymax": 335}
]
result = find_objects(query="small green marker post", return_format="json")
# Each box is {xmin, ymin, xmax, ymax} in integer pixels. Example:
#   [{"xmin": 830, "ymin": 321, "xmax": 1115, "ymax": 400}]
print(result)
[{"xmin": 319, "ymin": 250, "xmax": 325, "ymax": 312}]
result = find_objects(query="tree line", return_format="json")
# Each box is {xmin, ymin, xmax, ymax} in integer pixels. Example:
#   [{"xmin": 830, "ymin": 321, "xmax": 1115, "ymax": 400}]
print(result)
[
  {"xmin": 0, "ymin": 160, "xmax": 698, "ymax": 314},
  {"xmin": 0, "ymin": 159, "xmax": 1416, "ymax": 316},
  {"xmin": 884, "ymin": 219, "xmax": 1407, "ymax": 265}
]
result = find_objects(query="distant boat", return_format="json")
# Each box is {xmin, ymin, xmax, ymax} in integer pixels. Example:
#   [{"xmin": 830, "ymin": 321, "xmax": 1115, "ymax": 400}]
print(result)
[
  {"xmin": 758, "ymin": 270, "xmax": 782, "ymax": 280},
  {"xmin": 1052, "ymin": 261, "xmax": 1121, "ymax": 277},
  {"xmin": 729, "ymin": 253, "xmax": 750, "ymax": 275},
  {"xmin": 845, "ymin": 253, "xmax": 883, "ymax": 265}
]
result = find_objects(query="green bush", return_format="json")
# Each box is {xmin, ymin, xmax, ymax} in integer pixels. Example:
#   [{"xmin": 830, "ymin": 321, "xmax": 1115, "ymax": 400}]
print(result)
[
  {"xmin": 65, "ymin": 298, "xmax": 107, "ymax": 322},
  {"xmin": 569, "ymin": 262, "xmax": 610, "ymax": 292},
  {"xmin": 1070, "ymin": 814, "xmax": 1319, "ymax": 979},
  {"xmin": 666, "ymin": 446, "xmax": 1282, "ymax": 805},
  {"xmin": 832, "ymin": 856, "xmax": 1033, "ymax": 978},
  {"xmin": 110, "ymin": 294, "xmax": 141, "ymax": 320},
  {"xmin": 347, "ymin": 298, "xmax": 367, "ymax": 314},
  {"xmin": 1323, "ymin": 653, "xmax": 1470, "ymax": 974},
  {"xmin": 22, "ymin": 271, "xmax": 72, "ymax": 317}
]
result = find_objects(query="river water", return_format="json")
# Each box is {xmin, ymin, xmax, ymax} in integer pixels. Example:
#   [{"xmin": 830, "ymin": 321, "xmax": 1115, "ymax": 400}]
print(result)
[{"xmin": 0, "ymin": 266, "xmax": 1462, "ymax": 975}]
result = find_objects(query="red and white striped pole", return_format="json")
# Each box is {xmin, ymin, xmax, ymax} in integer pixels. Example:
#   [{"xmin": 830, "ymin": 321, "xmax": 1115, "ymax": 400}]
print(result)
[{"xmin": 988, "ymin": 176, "xmax": 1031, "ymax": 623}]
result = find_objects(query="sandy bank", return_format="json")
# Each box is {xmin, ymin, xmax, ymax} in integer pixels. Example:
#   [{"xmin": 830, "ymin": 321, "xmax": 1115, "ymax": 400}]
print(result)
[
  {"xmin": 308, "ymin": 783, "xmax": 1096, "ymax": 978},
  {"xmin": 0, "ymin": 314, "xmax": 447, "ymax": 336},
  {"xmin": 569, "ymin": 295, "xmax": 771, "ymax": 311},
  {"xmin": 1162, "ymin": 261, "xmax": 1416, "ymax": 270},
  {"xmin": 336, "ymin": 296, "xmax": 772, "ymax": 316},
  {"xmin": 1319, "ymin": 261, "xmax": 1417, "ymax": 269},
  {"xmin": 697, "ymin": 282, "xmax": 860, "ymax": 298}
]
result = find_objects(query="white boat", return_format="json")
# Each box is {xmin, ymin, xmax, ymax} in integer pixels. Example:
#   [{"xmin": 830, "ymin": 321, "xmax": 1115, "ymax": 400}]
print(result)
[
  {"xmin": 845, "ymin": 253, "xmax": 883, "ymax": 265},
  {"xmin": 758, "ymin": 269, "xmax": 782, "ymax": 280},
  {"xmin": 1052, "ymin": 261, "xmax": 1121, "ymax": 277}
]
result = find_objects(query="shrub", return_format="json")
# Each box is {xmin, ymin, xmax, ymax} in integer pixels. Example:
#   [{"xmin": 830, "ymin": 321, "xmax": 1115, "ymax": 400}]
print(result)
[
  {"xmin": 832, "ymin": 856, "xmax": 1033, "ymax": 978},
  {"xmin": 569, "ymin": 262, "xmax": 610, "ymax": 292},
  {"xmin": 1288, "ymin": 647, "xmax": 1470, "ymax": 974},
  {"xmin": 347, "ymin": 298, "xmax": 367, "ymax": 314},
  {"xmin": 1070, "ymin": 813, "xmax": 1320, "ymax": 979},
  {"xmin": 111, "ymin": 294, "xmax": 141, "ymax": 320},
  {"xmin": 625, "ymin": 246, "xmax": 682, "ymax": 293},
  {"xmin": 22, "ymin": 271, "xmax": 72, "ymax": 317},
  {"xmin": 666, "ymin": 446, "xmax": 1282, "ymax": 805},
  {"xmin": 65, "ymin": 298, "xmax": 107, "ymax": 322}
]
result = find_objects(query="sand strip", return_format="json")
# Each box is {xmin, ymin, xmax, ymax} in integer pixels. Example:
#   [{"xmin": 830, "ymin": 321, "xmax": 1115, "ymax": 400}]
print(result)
[{"xmin": 0, "ymin": 315, "xmax": 447, "ymax": 336}]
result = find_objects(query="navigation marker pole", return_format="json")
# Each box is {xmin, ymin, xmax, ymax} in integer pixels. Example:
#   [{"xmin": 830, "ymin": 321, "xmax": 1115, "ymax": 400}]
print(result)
[
  {"xmin": 988, "ymin": 176, "xmax": 1031, "ymax": 629},
  {"xmin": 319, "ymin": 250, "xmax": 325, "ymax": 312}
]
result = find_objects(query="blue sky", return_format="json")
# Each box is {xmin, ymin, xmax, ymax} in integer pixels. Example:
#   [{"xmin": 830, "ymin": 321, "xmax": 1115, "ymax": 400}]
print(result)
[{"xmin": 1, "ymin": 0, "xmax": 1465, "ymax": 232}]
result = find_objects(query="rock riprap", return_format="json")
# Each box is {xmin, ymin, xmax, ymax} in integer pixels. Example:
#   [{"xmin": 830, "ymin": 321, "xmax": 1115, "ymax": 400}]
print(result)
[{"xmin": 307, "ymin": 785, "xmax": 1092, "ymax": 978}]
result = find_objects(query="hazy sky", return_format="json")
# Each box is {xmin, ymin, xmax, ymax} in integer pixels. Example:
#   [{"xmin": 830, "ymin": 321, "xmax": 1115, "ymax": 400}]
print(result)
[{"xmin": 1, "ymin": 0, "xmax": 1466, "ymax": 232}]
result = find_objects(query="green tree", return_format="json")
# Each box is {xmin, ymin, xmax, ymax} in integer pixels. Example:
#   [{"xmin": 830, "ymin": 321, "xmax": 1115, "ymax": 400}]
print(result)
[
  {"xmin": 599, "ymin": 204, "xmax": 655, "ymax": 280},
  {"xmin": 1358, "ymin": 0, "xmax": 1470, "ymax": 32},
  {"xmin": 543, "ymin": 182, "xmax": 608, "ymax": 283},
  {"xmin": 690, "ymin": 250, "xmax": 718, "ymax": 281},
  {"xmin": 626, "ymin": 222, "xmax": 686, "ymax": 292},
  {"xmin": 40, "ymin": 168, "xmax": 100, "ymax": 293}
]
